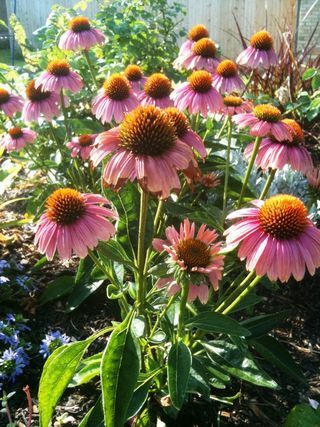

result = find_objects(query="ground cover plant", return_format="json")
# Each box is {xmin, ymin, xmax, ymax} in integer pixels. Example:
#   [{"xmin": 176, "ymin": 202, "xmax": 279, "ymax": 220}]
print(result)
[{"xmin": 0, "ymin": 1, "xmax": 320, "ymax": 426}]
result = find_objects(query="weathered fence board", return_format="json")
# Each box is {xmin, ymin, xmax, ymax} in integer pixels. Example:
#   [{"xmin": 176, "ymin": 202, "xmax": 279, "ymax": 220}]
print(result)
[{"xmin": 4, "ymin": 0, "xmax": 303, "ymax": 60}]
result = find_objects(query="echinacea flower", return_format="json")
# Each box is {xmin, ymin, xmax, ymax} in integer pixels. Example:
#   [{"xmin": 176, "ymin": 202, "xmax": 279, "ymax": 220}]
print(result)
[
  {"xmin": 197, "ymin": 172, "xmax": 221, "ymax": 189},
  {"xmin": 306, "ymin": 167, "xmax": 320, "ymax": 190},
  {"xmin": 67, "ymin": 133, "xmax": 97, "ymax": 160},
  {"xmin": 153, "ymin": 219, "xmax": 224, "ymax": 303},
  {"xmin": 35, "ymin": 60, "xmax": 83, "ymax": 93},
  {"xmin": 124, "ymin": 64, "xmax": 147, "ymax": 95},
  {"xmin": 171, "ymin": 70, "xmax": 223, "ymax": 117},
  {"xmin": 174, "ymin": 37, "xmax": 220, "ymax": 73},
  {"xmin": 220, "ymin": 94, "xmax": 252, "ymax": 116},
  {"xmin": 92, "ymin": 74, "xmax": 139, "ymax": 124},
  {"xmin": 236, "ymin": 30, "xmax": 278, "ymax": 69},
  {"xmin": 0, "ymin": 127, "xmax": 37, "ymax": 153},
  {"xmin": 139, "ymin": 73, "xmax": 173, "ymax": 108},
  {"xmin": 165, "ymin": 107, "xmax": 206, "ymax": 158},
  {"xmin": 90, "ymin": 106, "xmax": 200, "ymax": 198},
  {"xmin": 34, "ymin": 188, "xmax": 118, "ymax": 260},
  {"xmin": 59, "ymin": 16, "xmax": 105, "ymax": 51},
  {"xmin": 39, "ymin": 330, "xmax": 70, "ymax": 359},
  {"xmin": 22, "ymin": 80, "xmax": 61, "ymax": 122},
  {"xmin": 224, "ymin": 195, "xmax": 320, "ymax": 282},
  {"xmin": 244, "ymin": 119, "xmax": 313, "ymax": 173},
  {"xmin": 233, "ymin": 104, "xmax": 292, "ymax": 141},
  {"xmin": 174, "ymin": 24, "xmax": 210, "ymax": 67},
  {"xmin": 212, "ymin": 60, "xmax": 245, "ymax": 93},
  {"xmin": 0, "ymin": 87, "xmax": 24, "ymax": 117}
]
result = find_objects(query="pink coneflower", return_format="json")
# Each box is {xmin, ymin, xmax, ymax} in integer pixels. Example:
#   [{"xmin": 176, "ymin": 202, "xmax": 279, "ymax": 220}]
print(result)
[
  {"xmin": 90, "ymin": 106, "xmax": 200, "ymax": 199},
  {"xmin": 233, "ymin": 104, "xmax": 292, "ymax": 141},
  {"xmin": 212, "ymin": 60, "xmax": 245, "ymax": 93},
  {"xmin": 171, "ymin": 70, "xmax": 223, "ymax": 117},
  {"xmin": 35, "ymin": 60, "xmax": 83, "ymax": 93},
  {"xmin": 244, "ymin": 119, "xmax": 313, "ymax": 173},
  {"xmin": 67, "ymin": 134, "xmax": 97, "ymax": 160},
  {"xmin": 0, "ymin": 87, "xmax": 24, "ymax": 117},
  {"xmin": 175, "ymin": 38, "xmax": 220, "ymax": 73},
  {"xmin": 165, "ymin": 107, "xmax": 206, "ymax": 158},
  {"xmin": 0, "ymin": 127, "xmax": 37, "ymax": 152},
  {"xmin": 153, "ymin": 218, "xmax": 224, "ymax": 303},
  {"xmin": 306, "ymin": 167, "xmax": 320, "ymax": 190},
  {"xmin": 124, "ymin": 65, "xmax": 147, "ymax": 95},
  {"xmin": 92, "ymin": 74, "xmax": 139, "ymax": 124},
  {"xmin": 22, "ymin": 80, "xmax": 61, "ymax": 122},
  {"xmin": 139, "ymin": 73, "xmax": 173, "ymax": 108},
  {"xmin": 225, "ymin": 195, "xmax": 320, "ymax": 282},
  {"xmin": 220, "ymin": 95, "xmax": 252, "ymax": 116},
  {"xmin": 236, "ymin": 30, "xmax": 278, "ymax": 69},
  {"xmin": 174, "ymin": 24, "xmax": 210, "ymax": 68},
  {"xmin": 59, "ymin": 16, "xmax": 105, "ymax": 51},
  {"xmin": 34, "ymin": 188, "xmax": 118, "ymax": 260},
  {"xmin": 197, "ymin": 172, "xmax": 221, "ymax": 189}
]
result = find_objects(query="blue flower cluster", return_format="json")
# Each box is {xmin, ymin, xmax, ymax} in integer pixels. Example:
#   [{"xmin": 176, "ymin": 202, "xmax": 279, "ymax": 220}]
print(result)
[
  {"xmin": 0, "ymin": 259, "xmax": 35, "ymax": 298},
  {"xmin": 39, "ymin": 330, "xmax": 70, "ymax": 359},
  {"xmin": 0, "ymin": 314, "xmax": 30, "ymax": 387}
]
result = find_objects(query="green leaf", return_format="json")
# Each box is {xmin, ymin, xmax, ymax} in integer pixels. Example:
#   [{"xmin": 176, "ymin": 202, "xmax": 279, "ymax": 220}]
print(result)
[
  {"xmin": 38, "ymin": 275, "xmax": 75, "ymax": 306},
  {"xmin": 285, "ymin": 404, "xmax": 320, "ymax": 427},
  {"xmin": 70, "ymin": 352, "xmax": 102, "ymax": 387},
  {"xmin": 79, "ymin": 396, "xmax": 104, "ymax": 427},
  {"xmin": 229, "ymin": 292, "xmax": 264, "ymax": 313},
  {"xmin": 39, "ymin": 338, "xmax": 93, "ymax": 427},
  {"xmin": 126, "ymin": 382, "xmax": 150, "ymax": 419},
  {"xmin": 167, "ymin": 341, "xmax": 192, "ymax": 409},
  {"xmin": 250, "ymin": 335, "xmax": 306, "ymax": 384},
  {"xmin": 98, "ymin": 240, "xmax": 135, "ymax": 268},
  {"xmin": 302, "ymin": 68, "xmax": 317, "ymax": 81},
  {"xmin": 202, "ymin": 340, "xmax": 277, "ymax": 389},
  {"xmin": 186, "ymin": 312, "xmax": 251, "ymax": 336},
  {"xmin": 101, "ymin": 311, "xmax": 141, "ymax": 427},
  {"xmin": 187, "ymin": 367, "xmax": 210, "ymax": 399},
  {"xmin": 240, "ymin": 310, "xmax": 291, "ymax": 337}
]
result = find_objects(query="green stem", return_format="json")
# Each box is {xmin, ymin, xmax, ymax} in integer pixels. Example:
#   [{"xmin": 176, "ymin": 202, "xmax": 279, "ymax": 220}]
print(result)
[
  {"xmin": 222, "ymin": 275, "xmax": 262, "ymax": 315},
  {"xmin": 259, "ymin": 168, "xmax": 276, "ymax": 200},
  {"xmin": 237, "ymin": 136, "xmax": 262, "ymax": 208},
  {"xmin": 137, "ymin": 189, "xmax": 149, "ymax": 313},
  {"xmin": 150, "ymin": 294, "xmax": 177, "ymax": 337},
  {"xmin": 83, "ymin": 50, "xmax": 99, "ymax": 89},
  {"xmin": 60, "ymin": 90, "xmax": 71, "ymax": 141},
  {"xmin": 215, "ymin": 270, "xmax": 256, "ymax": 313},
  {"xmin": 88, "ymin": 249, "xmax": 130, "ymax": 314},
  {"xmin": 144, "ymin": 199, "xmax": 164, "ymax": 275},
  {"xmin": 241, "ymin": 69, "xmax": 255, "ymax": 96},
  {"xmin": 177, "ymin": 281, "xmax": 190, "ymax": 340},
  {"xmin": 216, "ymin": 116, "xmax": 228, "ymax": 140},
  {"xmin": 222, "ymin": 118, "xmax": 233, "ymax": 223}
]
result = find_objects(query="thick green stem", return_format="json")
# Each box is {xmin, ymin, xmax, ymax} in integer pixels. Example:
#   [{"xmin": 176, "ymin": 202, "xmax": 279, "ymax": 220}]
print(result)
[
  {"xmin": 177, "ymin": 281, "xmax": 190, "ymax": 340},
  {"xmin": 137, "ymin": 189, "xmax": 149, "ymax": 313},
  {"xmin": 83, "ymin": 50, "xmax": 99, "ymax": 89},
  {"xmin": 144, "ymin": 199, "xmax": 164, "ymax": 275},
  {"xmin": 222, "ymin": 118, "xmax": 233, "ymax": 222},
  {"xmin": 222, "ymin": 275, "xmax": 262, "ymax": 315},
  {"xmin": 60, "ymin": 90, "xmax": 71, "ymax": 141},
  {"xmin": 215, "ymin": 270, "xmax": 256, "ymax": 313},
  {"xmin": 259, "ymin": 168, "xmax": 276, "ymax": 200},
  {"xmin": 237, "ymin": 136, "xmax": 262, "ymax": 208}
]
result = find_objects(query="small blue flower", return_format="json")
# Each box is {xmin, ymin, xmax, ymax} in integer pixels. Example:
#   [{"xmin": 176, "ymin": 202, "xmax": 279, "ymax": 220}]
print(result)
[
  {"xmin": 15, "ymin": 275, "xmax": 30, "ymax": 292},
  {"xmin": 0, "ymin": 276, "xmax": 9, "ymax": 285},
  {"xmin": 0, "ymin": 347, "xmax": 29, "ymax": 383},
  {"xmin": 0, "ymin": 260, "xmax": 10, "ymax": 273},
  {"xmin": 5, "ymin": 314, "xmax": 15, "ymax": 323},
  {"xmin": 39, "ymin": 330, "xmax": 71, "ymax": 359}
]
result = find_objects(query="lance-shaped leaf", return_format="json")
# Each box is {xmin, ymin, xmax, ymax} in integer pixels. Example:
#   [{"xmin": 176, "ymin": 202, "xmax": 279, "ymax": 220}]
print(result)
[{"xmin": 101, "ymin": 311, "xmax": 141, "ymax": 427}]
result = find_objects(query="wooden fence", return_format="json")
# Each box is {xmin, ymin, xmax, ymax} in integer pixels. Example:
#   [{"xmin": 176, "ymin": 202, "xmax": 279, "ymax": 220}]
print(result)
[{"xmin": 4, "ymin": 0, "xmax": 299, "ymax": 60}]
